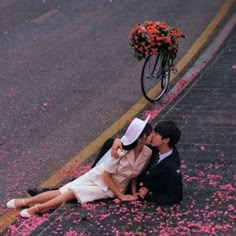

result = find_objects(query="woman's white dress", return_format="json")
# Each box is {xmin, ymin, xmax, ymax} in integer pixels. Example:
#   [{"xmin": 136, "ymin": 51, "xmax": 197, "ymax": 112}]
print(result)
[{"xmin": 59, "ymin": 146, "xmax": 152, "ymax": 203}]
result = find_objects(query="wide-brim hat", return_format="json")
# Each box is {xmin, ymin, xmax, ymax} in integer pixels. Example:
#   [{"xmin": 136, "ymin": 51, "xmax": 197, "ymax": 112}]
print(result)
[{"xmin": 121, "ymin": 115, "xmax": 150, "ymax": 146}]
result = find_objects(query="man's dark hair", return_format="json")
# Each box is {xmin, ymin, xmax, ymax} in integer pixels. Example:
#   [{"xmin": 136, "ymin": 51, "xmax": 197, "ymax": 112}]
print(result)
[
  {"xmin": 123, "ymin": 123, "xmax": 153, "ymax": 150},
  {"xmin": 154, "ymin": 121, "xmax": 181, "ymax": 148}
]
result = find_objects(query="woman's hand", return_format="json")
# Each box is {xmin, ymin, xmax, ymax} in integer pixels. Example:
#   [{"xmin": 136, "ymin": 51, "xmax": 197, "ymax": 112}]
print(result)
[
  {"xmin": 120, "ymin": 194, "xmax": 138, "ymax": 201},
  {"xmin": 111, "ymin": 139, "xmax": 122, "ymax": 158}
]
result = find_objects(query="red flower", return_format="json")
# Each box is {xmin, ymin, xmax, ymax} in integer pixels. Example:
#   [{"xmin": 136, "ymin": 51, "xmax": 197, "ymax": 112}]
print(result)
[
  {"xmin": 128, "ymin": 20, "xmax": 183, "ymax": 60},
  {"xmin": 151, "ymin": 48, "xmax": 158, "ymax": 54}
]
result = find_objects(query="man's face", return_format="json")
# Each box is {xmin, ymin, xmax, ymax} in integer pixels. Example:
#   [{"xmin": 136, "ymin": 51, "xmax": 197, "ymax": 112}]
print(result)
[{"xmin": 150, "ymin": 132, "xmax": 167, "ymax": 147}]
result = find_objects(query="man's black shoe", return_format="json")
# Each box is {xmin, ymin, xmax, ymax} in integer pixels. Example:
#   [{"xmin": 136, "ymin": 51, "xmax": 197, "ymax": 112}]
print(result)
[{"xmin": 27, "ymin": 187, "xmax": 58, "ymax": 196}]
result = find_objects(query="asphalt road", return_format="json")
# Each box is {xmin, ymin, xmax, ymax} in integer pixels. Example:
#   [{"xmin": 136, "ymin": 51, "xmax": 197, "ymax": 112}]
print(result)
[{"xmin": 0, "ymin": 0, "xmax": 226, "ymax": 207}]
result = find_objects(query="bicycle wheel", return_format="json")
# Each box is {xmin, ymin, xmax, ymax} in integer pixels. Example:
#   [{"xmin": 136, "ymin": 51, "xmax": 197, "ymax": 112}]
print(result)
[{"xmin": 141, "ymin": 53, "xmax": 170, "ymax": 102}]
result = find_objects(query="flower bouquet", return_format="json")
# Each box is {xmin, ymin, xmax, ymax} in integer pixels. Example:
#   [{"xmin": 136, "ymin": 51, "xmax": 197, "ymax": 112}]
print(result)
[{"xmin": 128, "ymin": 20, "xmax": 183, "ymax": 60}]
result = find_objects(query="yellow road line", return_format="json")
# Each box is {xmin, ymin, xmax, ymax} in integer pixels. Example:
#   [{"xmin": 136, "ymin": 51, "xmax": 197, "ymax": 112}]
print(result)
[
  {"xmin": 0, "ymin": 0, "xmax": 234, "ymax": 233},
  {"xmin": 171, "ymin": 0, "xmax": 234, "ymax": 80}
]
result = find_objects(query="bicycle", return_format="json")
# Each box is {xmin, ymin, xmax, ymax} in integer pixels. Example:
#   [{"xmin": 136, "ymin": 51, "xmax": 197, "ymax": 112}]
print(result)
[{"xmin": 141, "ymin": 35, "xmax": 185, "ymax": 102}]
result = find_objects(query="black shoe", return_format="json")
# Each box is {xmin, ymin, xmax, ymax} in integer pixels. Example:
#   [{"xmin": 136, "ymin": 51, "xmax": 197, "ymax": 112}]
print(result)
[{"xmin": 27, "ymin": 187, "xmax": 58, "ymax": 196}]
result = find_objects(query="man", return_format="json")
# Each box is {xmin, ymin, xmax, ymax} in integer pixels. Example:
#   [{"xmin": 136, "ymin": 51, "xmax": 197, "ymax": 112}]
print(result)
[{"xmin": 136, "ymin": 120, "xmax": 183, "ymax": 205}]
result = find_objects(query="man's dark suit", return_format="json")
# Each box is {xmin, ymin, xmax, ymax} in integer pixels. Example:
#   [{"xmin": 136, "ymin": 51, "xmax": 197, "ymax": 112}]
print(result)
[{"xmin": 138, "ymin": 147, "xmax": 183, "ymax": 205}]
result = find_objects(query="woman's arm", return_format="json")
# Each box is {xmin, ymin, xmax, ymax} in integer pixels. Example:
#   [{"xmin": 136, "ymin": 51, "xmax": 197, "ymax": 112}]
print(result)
[
  {"xmin": 131, "ymin": 178, "xmax": 137, "ymax": 195},
  {"xmin": 102, "ymin": 171, "xmax": 138, "ymax": 201},
  {"xmin": 111, "ymin": 139, "xmax": 122, "ymax": 158}
]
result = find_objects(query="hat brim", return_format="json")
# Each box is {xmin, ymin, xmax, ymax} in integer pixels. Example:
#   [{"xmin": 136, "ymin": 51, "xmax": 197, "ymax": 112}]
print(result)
[{"xmin": 121, "ymin": 115, "xmax": 150, "ymax": 146}]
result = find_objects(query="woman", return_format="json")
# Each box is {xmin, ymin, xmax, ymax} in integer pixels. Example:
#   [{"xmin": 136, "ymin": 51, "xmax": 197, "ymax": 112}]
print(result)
[{"xmin": 6, "ymin": 116, "xmax": 152, "ymax": 218}]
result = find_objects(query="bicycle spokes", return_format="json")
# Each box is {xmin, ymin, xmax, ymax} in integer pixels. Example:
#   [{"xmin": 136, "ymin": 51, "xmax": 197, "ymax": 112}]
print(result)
[{"xmin": 141, "ymin": 53, "xmax": 171, "ymax": 102}]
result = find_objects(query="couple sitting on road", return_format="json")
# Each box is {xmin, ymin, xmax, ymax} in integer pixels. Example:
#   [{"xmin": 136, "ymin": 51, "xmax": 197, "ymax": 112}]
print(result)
[{"xmin": 7, "ymin": 116, "xmax": 183, "ymax": 218}]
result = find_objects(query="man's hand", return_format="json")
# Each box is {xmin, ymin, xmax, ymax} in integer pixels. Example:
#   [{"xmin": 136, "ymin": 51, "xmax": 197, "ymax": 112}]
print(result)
[
  {"xmin": 111, "ymin": 138, "xmax": 122, "ymax": 158},
  {"xmin": 120, "ymin": 194, "xmax": 138, "ymax": 201},
  {"xmin": 137, "ymin": 187, "xmax": 149, "ymax": 199}
]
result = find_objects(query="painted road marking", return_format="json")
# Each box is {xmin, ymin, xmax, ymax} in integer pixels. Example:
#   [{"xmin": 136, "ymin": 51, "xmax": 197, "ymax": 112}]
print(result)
[
  {"xmin": 30, "ymin": 9, "xmax": 58, "ymax": 24},
  {"xmin": 0, "ymin": 0, "xmax": 234, "ymax": 233}
]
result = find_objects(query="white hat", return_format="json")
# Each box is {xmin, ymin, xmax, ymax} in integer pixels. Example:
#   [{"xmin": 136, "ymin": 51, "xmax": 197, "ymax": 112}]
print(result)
[{"xmin": 121, "ymin": 115, "xmax": 150, "ymax": 146}]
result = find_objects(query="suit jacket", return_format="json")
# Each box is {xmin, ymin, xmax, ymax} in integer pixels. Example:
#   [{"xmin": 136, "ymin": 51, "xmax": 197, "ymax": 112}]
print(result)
[{"xmin": 138, "ymin": 147, "xmax": 183, "ymax": 205}]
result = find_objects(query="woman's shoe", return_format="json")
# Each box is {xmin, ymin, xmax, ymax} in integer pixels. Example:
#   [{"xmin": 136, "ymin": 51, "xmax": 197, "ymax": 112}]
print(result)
[
  {"xmin": 6, "ymin": 199, "xmax": 16, "ymax": 208},
  {"xmin": 6, "ymin": 199, "xmax": 26, "ymax": 209},
  {"xmin": 20, "ymin": 209, "xmax": 32, "ymax": 218},
  {"xmin": 20, "ymin": 205, "xmax": 39, "ymax": 218}
]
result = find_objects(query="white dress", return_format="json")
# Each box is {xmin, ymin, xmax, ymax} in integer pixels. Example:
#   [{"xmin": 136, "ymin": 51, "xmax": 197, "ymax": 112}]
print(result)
[{"xmin": 59, "ymin": 145, "xmax": 152, "ymax": 203}]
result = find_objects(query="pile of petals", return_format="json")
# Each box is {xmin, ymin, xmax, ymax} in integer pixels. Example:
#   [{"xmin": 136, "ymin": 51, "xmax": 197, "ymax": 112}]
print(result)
[{"xmin": 128, "ymin": 20, "xmax": 183, "ymax": 60}]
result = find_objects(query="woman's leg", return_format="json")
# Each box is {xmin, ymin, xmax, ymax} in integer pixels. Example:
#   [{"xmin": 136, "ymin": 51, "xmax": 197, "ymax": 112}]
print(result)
[
  {"xmin": 25, "ymin": 190, "xmax": 61, "ymax": 205},
  {"xmin": 24, "ymin": 190, "xmax": 75, "ymax": 216},
  {"xmin": 9, "ymin": 190, "xmax": 61, "ymax": 208}
]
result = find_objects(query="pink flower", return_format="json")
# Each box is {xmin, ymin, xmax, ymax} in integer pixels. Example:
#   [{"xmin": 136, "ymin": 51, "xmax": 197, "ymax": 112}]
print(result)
[
  {"xmin": 200, "ymin": 146, "xmax": 205, "ymax": 150},
  {"xmin": 181, "ymin": 164, "xmax": 187, "ymax": 169},
  {"xmin": 65, "ymin": 228, "xmax": 78, "ymax": 236},
  {"xmin": 220, "ymin": 184, "xmax": 234, "ymax": 191},
  {"xmin": 113, "ymin": 198, "xmax": 121, "ymax": 204},
  {"xmin": 206, "ymin": 210, "xmax": 216, "ymax": 219},
  {"xmin": 227, "ymin": 204, "xmax": 235, "ymax": 212},
  {"xmin": 81, "ymin": 203, "xmax": 88, "ymax": 209}
]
